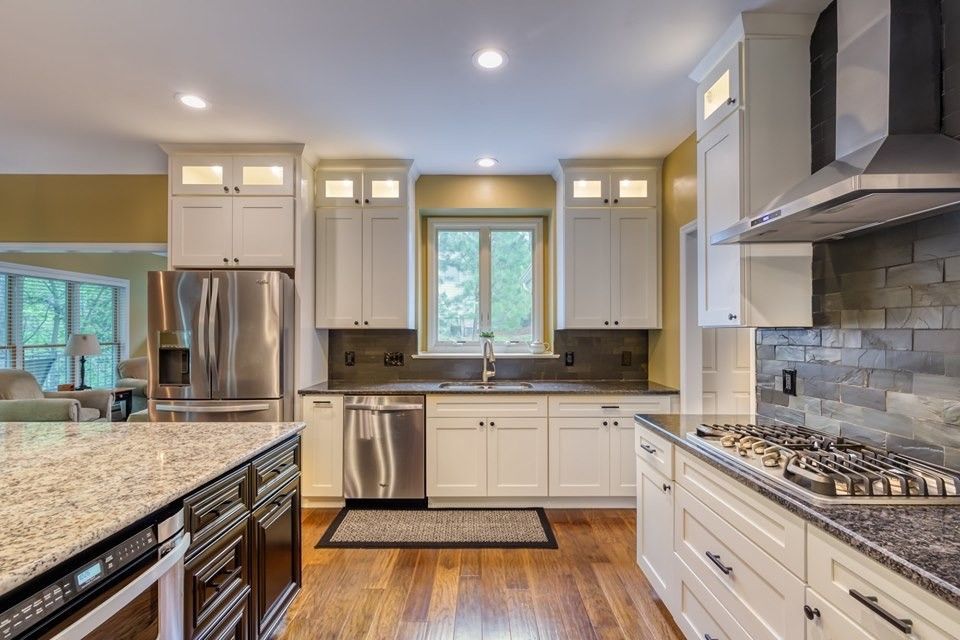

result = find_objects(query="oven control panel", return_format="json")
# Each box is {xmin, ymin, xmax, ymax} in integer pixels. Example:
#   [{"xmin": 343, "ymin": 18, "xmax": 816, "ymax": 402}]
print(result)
[{"xmin": 0, "ymin": 527, "xmax": 156, "ymax": 639}]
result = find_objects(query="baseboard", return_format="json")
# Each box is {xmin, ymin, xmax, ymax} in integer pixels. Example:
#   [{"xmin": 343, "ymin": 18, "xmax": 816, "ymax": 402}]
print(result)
[
  {"xmin": 301, "ymin": 497, "xmax": 346, "ymax": 508},
  {"xmin": 427, "ymin": 496, "xmax": 636, "ymax": 509}
]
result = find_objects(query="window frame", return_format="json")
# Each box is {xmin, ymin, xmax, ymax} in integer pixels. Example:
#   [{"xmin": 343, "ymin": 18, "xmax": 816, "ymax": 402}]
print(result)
[
  {"xmin": 426, "ymin": 217, "xmax": 544, "ymax": 354},
  {"xmin": 0, "ymin": 261, "xmax": 130, "ymax": 389}
]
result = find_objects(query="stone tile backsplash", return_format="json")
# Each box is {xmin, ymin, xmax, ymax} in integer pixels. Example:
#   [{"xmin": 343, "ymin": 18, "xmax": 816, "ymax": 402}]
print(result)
[
  {"xmin": 328, "ymin": 329, "xmax": 649, "ymax": 382},
  {"xmin": 756, "ymin": 210, "xmax": 960, "ymax": 467}
]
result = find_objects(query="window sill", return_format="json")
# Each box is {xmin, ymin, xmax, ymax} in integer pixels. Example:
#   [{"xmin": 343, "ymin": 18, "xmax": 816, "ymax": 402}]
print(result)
[{"xmin": 412, "ymin": 352, "xmax": 560, "ymax": 360}]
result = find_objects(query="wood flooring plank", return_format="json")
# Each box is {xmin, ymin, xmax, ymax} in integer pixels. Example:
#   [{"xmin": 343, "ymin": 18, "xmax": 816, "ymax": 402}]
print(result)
[
  {"xmin": 506, "ymin": 588, "xmax": 541, "ymax": 640},
  {"xmin": 402, "ymin": 550, "xmax": 440, "ymax": 623},
  {"xmin": 452, "ymin": 576, "xmax": 483, "ymax": 640},
  {"xmin": 426, "ymin": 549, "xmax": 462, "ymax": 639}
]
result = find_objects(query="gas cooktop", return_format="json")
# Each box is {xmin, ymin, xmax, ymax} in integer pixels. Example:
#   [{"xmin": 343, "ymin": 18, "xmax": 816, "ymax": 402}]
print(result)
[{"xmin": 688, "ymin": 422, "xmax": 960, "ymax": 505}]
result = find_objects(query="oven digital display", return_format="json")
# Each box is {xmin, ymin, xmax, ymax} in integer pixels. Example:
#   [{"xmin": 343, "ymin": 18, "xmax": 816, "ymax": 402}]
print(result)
[{"xmin": 76, "ymin": 561, "xmax": 103, "ymax": 590}]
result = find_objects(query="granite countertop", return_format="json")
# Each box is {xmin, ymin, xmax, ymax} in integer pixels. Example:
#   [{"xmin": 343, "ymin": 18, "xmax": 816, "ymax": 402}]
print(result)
[
  {"xmin": 635, "ymin": 413, "xmax": 960, "ymax": 610},
  {"xmin": 0, "ymin": 420, "xmax": 304, "ymax": 597},
  {"xmin": 299, "ymin": 379, "xmax": 678, "ymax": 396}
]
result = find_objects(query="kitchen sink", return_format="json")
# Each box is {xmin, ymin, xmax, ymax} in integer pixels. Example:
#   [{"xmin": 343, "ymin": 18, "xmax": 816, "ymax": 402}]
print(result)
[{"xmin": 438, "ymin": 381, "xmax": 535, "ymax": 391}]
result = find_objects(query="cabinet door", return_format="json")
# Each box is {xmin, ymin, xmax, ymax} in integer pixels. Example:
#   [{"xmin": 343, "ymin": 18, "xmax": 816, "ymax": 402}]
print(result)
[
  {"xmin": 563, "ymin": 209, "xmax": 612, "ymax": 329},
  {"xmin": 487, "ymin": 417, "xmax": 548, "ymax": 497},
  {"xmin": 611, "ymin": 209, "xmax": 659, "ymax": 328},
  {"xmin": 362, "ymin": 169, "xmax": 407, "ymax": 207},
  {"xmin": 251, "ymin": 478, "xmax": 301, "ymax": 640},
  {"xmin": 317, "ymin": 170, "xmax": 363, "ymax": 207},
  {"xmin": 184, "ymin": 515, "xmax": 250, "ymax": 640},
  {"xmin": 171, "ymin": 155, "xmax": 234, "ymax": 196},
  {"xmin": 233, "ymin": 155, "xmax": 295, "ymax": 196},
  {"xmin": 609, "ymin": 418, "xmax": 636, "ymax": 496},
  {"xmin": 611, "ymin": 169, "xmax": 657, "ymax": 207},
  {"xmin": 698, "ymin": 112, "xmax": 744, "ymax": 327},
  {"xmin": 316, "ymin": 209, "xmax": 363, "ymax": 328},
  {"xmin": 637, "ymin": 460, "xmax": 675, "ymax": 611},
  {"xmin": 427, "ymin": 417, "xmax": 487, "ymax": 497},
  {"xmin": 170, "ymin": 197, "xmax": 234, "ymax": 268},
  {"xmin": 231, "ymin": 197, "xmax": 294, "ymax": 268},
  {"xmin": 548, "ymin": 418, "xmax": 610, "ymax": 496},
  {"xmin": 697, "ymin": 44, "xmax": 742, "ymax": 140},
  {"xmin": 563, "ymin": 170, "xmax": 610, "ymax": 208},
  {"xmin": 362, "ymin": 208, "xmax": 409, "ymax": 328},
  {"xmin": 300, "ymin": 396, "xmax": 343, "ymax": 498}
]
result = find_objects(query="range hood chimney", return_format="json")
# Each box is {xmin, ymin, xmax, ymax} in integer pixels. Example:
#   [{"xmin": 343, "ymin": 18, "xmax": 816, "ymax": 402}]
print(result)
[{"xmin": 713, "ymin": 0, "xmax": 960, "ymax": 245}]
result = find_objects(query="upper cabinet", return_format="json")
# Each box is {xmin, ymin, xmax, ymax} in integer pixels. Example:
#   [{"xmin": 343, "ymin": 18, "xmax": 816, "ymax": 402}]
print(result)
[
  {"xmin": 171, "ymin": 154, "xmax": 295, "ymax": 197},
  {"xmin": 317, "ymin": 168, "xmax": 408, "ymax": 207},
  {"xmin": 162, "ymin": 144, "xmax": 304, "ymax": 271},
  {"xmin": 314, "ymin": 161, "xmax": 416, "ymax": 329},
  {"xmin": 691, "ymin": 14, "xmax": 814, "ymax": 327},
  {"xmin": 556, "ymin": 161, "xmax": 661, "ymax": 330}
]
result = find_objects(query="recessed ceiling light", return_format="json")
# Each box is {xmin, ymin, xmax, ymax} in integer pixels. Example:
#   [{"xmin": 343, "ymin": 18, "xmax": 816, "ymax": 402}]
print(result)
[
  {"xmin": 476, "ymin": 157, "xmax": 498, "ymax": 168},
  {"xmin": 176, "ymin": 93, "xmax": 208, "ymax": 109},
  {"xmin": 473, "ymin": 49, "xmax": 507, "ymax": 70}
]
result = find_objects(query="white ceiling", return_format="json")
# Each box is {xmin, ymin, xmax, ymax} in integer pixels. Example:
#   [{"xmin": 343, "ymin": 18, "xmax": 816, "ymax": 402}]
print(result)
[{"xmin": 0, "ymin": 0, "xmax": 828, "ymax": 175}]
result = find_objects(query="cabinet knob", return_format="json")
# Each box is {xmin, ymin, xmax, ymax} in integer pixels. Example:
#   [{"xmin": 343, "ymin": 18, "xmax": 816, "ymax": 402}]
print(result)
[
  {"xmin": 726, "ymin": 97, "xmax": 737, "ymax": 106},
  {"xmin": 233, "ymin": 257, "xmax": 239, "ymax": 263},
  {"xmin": 613, "ymin": 320, "xmax": 619, "ymax": 326},
  {"xmin": 364, "ymin": 198, "xmax": 370, "ymax": 204},
  {"xmin": 363, "ymin": 321, "xmax": 369, "ymax": 326},
  {"xmin": 354, "ymin": 199, "xmax": 360, "ymax": 204},
  {"xmin": 613, "ymin": 421, "xmax": 619, "ymax": 426},
  {"xmin": 603, "ymin": 198, "xmax": 609, "ymax": 204},
  {"xmin": 223, "ymin": 186, "xmax": 229, "ymax": 193},
  {"xmin": 222, "ymin": 257, "xmax": 229, "ymax": 263},
  {"xmin": 613, "ymin": 198, "xmax": 619, "ymax": 204},
  {"xmin": 803, "ymin": 605, "xmax": 821, "ymax": 621},
  {"xmin": 604, "ymin": 321, "xmax": 609, "ymax": 326},
  {"xmin": 662, "ymin": 483, "xmax": 671, "ymax": 492},
  {"xmin": 489, "ymin": 421, "xmax": 496, "ymax": 428},
  {"xmin": 728, "ymin": 313, "xmax": 738, "ymax": 321},
  {"xmin": 354, "ymin": 321, "xmax": 359, "ymax": 326},
  {"xmin": 602, "ymin": 421, "xmax": 608, "ymax": 427},
  {"xmin": 234, "ymin": 186, "xmax": 240, "ymax": 193},
  {"xmin": 479, "ymin": 421, "xmax": 485, "ymax": 427}
]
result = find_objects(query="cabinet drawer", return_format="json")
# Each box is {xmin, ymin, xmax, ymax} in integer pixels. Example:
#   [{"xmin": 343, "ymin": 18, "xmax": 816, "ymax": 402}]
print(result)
[
  {"xmin": 807, "ymin": 527, "xmax": 960, "ymax": 640},
  {"xmin": 185, "ymin": 515, "xmax": 250, "ymax": 640},
  {"xmin": 675, "ymin": 485, "xmax": 805, "ymax": 640},
  {"xmin": 676, "ymin": 557, "xmax": 749, "ymax": 640},
  {"xmin": 676, "ymin": 449, "xmax": 805, "ymax": 577},
  {"xmin": 635, "ymin": 424, "xmax": 674, "ymax": 479},
  {"xmin": 251, "ymin": 438, "xmax": 300, "ymax": 507},
  {"xmin": 427, "ymin": 394, "xmax": 547, "ymax": 418},
  {"xmin": 547, "ymin": 394, "xmax": 672, "ymax": 418},
  {"xmin": 184, "ymin": 467, "xmax": 249, "ymax": 553},
  {"xmin": 805, "ymin": 587, "xmax": 872, "ymax": 640},
  {"xmin": 197, "ymin": 586, "xmax": 250, "ymax": 640}
]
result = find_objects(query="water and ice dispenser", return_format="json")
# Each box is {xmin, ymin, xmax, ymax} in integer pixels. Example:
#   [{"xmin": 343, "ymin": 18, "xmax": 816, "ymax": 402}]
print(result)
[{"xmin": 156, "ymin": 331, "xmax": 190, "ymax": 386}]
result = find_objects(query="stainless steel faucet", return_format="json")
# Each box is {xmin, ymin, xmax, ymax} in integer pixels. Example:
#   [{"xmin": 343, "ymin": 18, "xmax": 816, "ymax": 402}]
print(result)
[{"xmin": 481, "ymin": 338, "xmax": 496, "ymax": 383}]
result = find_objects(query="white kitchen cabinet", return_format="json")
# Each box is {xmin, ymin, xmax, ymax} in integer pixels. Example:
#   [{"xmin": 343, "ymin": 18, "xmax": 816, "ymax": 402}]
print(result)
[
  {"xmin": 171, "ymin": 154, "xmax": 294, "ymax": 196},
  {"xmin": 316, "ymin": 170, "xmax": 363, "ymax": 207},
  {"xmin": 317, "ymin": 168, "xmax": 408, "ymax": 207},
  {"xmin": 556, "ymin": 161, "xmax": 661, "ymax": 330},
  {"xmin": 362, "ymin": 169, "xmax": 407, "ymax": 207},
  {"xmin": 609, "ymin": 418, "xmax": 636, "ymax": 495},
  {"xmin": 316, "ymin": 208, "xmax": 410, "ymax": 329},
  {"xmin": 426, "ymin": 417, "xmax": 488, "ymax": 497},
  {"xmin": 171, "ymin": 155, "xmax": 234, "ymax": 196},
  {"xmin": 549, "ymin": 418, "xmax": 610, "ymax": 496},
  {"xmin": 170, "ymin": 197, "xmax": 234, "ymax": 267},
  {"xmin": 232, "ymin": 197, "xmax": 295, "ymax": 267},
  {"xmin": 233, "ymin": 155, "xmax": 295, "ymax": 196},
  {"xmin": 300, "ymin": 396, "xmax": 343, "ymax": 498},
  {"xmin": 170, "ymin": 197, "xmax": 294, "ymax": 269},
  {"xmin": 804, "ymin": 588, "xmax": 873, "ymax": 640},
  {"xmin": 636, "ymin": 458, "xmax": 675, "ymax": 610},
  {"xmin": 691, "ymin": 15, "xmax": 814, "ymax": 328},
  {"xmin": 486, "ymin": 417, "xmax": 548, "ymax": 497}
]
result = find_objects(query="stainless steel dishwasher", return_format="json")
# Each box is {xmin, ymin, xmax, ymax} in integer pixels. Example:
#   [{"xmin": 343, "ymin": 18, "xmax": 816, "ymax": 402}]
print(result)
[{"xmin": 343, "ymin": 395, "xmax": 425, "ymax": 499}]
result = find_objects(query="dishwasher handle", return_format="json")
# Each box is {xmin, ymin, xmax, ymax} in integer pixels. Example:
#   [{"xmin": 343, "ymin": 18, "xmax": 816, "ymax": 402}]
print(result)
[{"xmin": 345, "ymin": 403, "xmax": 423, "ymax": 412}]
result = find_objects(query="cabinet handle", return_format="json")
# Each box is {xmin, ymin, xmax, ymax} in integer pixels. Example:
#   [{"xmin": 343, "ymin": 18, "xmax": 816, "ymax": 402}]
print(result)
[
  {"xmin": 849, "ymin": 589, "xmax": 912, "ymax": 634},
  {"xmin": 209, "ymin": 498, "xmax": 236, "ymax": 518},
  {"xmin": 639, "ymin": 443, "xmax": 657, "ymax": 455},
  {"xmin": 313, "ymin": 400, "xmax": 332, "ymax": 406},
  {"xmin": 803, "ymin": 605, "xmax": 821, "ymax": 621},
  {"xmin": 662, "ymin": 483, "xmax": 671, "ymax": 493},
  {"xmin": 728, "ymin": 313, "xmax": 738, "ymax": 321},
  {"xmin": 234, "ymin": 186, "xmax": 240, "ymax": 193},
  {"xmin": 601, "ymin": 405, "xmax": 619, "ymax": 409},
  {"xmin": 705, "ymin": 635, "xmax": 718, "ymax": 640},
  {"xmin": 705, "ymin": 551, "xmax": 733, "ymax": 575},
  {"xmin": 726, "ymin": 97, "xmax": 736, "ymax": 105},
  {"xmin": 223, "ymin": 186, "xmax": 229, "ymax": 193}
]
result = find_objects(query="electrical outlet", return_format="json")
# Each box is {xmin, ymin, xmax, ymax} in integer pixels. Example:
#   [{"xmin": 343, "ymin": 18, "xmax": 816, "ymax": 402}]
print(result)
[
  {"xmin": 564, "ymin": 351, "xmax": 575, "ymax": 366},
  {"xmin": 621, "ymin": 350, "xmax": 632, "ymax": 367},
  {"xmin": 345, "ymin": 351, "xmax": 355, "ymax": 367},
  {"xmin": 782, "ymin": 369, "xmax": 797, "ymax": 396},
  {"xmin": 384, "ymin": 352, "xmax": 404, "ymax": 367}
]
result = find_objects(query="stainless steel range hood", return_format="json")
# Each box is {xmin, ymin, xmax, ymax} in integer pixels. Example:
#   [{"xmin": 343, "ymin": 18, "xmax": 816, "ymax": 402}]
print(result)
[{"xmin": 713, "ymin": 0, "xmax": 960, "ymax": 245}]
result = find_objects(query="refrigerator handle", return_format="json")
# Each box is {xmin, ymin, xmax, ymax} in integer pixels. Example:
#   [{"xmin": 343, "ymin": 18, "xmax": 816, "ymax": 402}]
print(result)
[
  {"xmin": 208, "ymin": 277, "xmax": 220, "ymax": 392},
  {"xmin": 197, "ymin": 277, "xmax": 209, "ymax": 367}
]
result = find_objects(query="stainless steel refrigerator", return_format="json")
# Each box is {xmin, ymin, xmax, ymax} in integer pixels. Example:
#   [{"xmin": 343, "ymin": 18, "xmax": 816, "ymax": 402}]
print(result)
[{"xmin": 147, "ymin": 270, "xmax": 294, "ymax": 422}]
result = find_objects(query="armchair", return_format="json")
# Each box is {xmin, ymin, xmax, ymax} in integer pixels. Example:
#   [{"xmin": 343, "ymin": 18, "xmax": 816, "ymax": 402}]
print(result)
[
  {"xmin": 0, "ymin": 369, "xmax": 113, "ymax": 422},
  {"xmin": 117, "ymin": 356, "xmax": 148, "ymax": 413}
]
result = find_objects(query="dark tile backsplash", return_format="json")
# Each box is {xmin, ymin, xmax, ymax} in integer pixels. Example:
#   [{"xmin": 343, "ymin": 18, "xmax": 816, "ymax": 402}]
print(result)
[
  {"xmin": 757, "ymin": 210, "xmax": 960, "ymax": 466},
  {"xmin": 810, "ymin": 0, "xmax": 837, "ymax": 173},
  {"xmin": 328, "ymin": 329, "xmax": 648, "ymax": 382}
]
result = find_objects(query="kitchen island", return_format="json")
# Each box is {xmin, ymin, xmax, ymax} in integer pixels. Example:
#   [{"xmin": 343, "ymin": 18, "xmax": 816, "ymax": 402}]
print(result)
[{"xmin": 0, "ymin": 420, "xmax": 304, "ymax": 639}]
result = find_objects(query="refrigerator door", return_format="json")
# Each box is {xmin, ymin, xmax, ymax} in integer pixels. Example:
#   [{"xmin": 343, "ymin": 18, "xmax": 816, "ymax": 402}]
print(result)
[
  {"xmin": 148, "ymin": 399, "xmax": 284, "ymax": 422},
  {"xmin": 209, "ymin": 271, "xmax": 289, "ymax": 400},
  {"xmin": 147, "ymin": 271, "xmax": 212, "ymax": 400}
]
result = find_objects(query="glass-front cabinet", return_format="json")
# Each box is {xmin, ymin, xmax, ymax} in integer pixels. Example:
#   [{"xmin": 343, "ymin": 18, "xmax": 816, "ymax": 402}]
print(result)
[
  {"xmin": 317, "ymin": 171, "xmax": 363, "ymax": 207},
  {"xmin": 317, "ymin": 169, "xmax": 407, "ymax": 207},
  {"xmin": 171, "ymin": 155, "xmax": 233, "ymax": 195},
  {"xmin": 563, "ymin": 170, "xmax": 610, "ymax": 208},
  {"xmin": 362, "ymin": 169, "xmax": 406, "ymax": 207},
  {"xmin": 234, "ymin": 155, "xmax": 295, "ymax": 196},
  {"xmin": 696, "ymin": 43, "xmax": 741, "ymax": 140},
  {"xmin": 611, "ymin": 169, "xmax": 658, "ymax": 207},
  {"xmin": 171, "ymin": 154, "xmax": 294, "ymax": 196}
]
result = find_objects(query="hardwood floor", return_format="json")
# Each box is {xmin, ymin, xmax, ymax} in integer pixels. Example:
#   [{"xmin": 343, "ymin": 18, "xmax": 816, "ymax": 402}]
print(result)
[{"xmin": 276, "ymin": 508, "xmax": 684, "ymax": 640}]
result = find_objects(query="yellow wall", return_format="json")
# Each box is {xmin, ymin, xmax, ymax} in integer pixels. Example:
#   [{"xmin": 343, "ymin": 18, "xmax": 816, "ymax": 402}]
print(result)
[
  {"xmin": 0, "ymin": 252, "xmax": 168, "ymax": 357},
  {"xmin": 648, "ymin": 133, "xmax": 697, "ymax": 387},
  {"xmin": 0, "ymin": 175, "xmax": 167, "ymax": 243}
]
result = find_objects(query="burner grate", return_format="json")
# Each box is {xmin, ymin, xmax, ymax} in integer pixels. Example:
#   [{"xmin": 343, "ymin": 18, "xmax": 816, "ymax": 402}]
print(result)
[{"xmin": 693, "ymin": 422, "xmax": 960, "ymax": 500}]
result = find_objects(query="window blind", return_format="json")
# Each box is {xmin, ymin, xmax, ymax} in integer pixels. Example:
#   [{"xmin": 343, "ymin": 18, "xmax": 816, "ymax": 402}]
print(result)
[{"xmin": 1, "ymin": 264, "xmax": 128, "ymax": 390}]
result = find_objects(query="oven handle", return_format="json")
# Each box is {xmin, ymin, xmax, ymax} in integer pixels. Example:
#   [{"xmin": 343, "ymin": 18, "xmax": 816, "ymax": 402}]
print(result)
[
  {"xmin": 49, "ymin": 532, "xmax": 190, "ymax": 640},
  {"xmin": 345, "ymin": 403, "xmax": 423, "ymax": 412}
]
